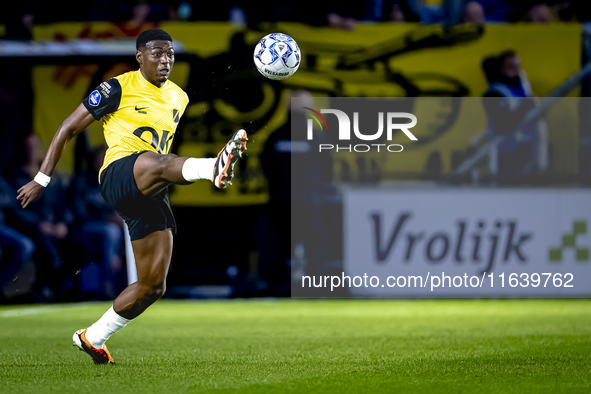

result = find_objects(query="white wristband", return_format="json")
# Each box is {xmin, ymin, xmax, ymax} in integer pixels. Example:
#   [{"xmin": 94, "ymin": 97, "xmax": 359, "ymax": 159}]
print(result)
[{"xmin": 34, "ymin": 172, "xmax": 51, "ymax": 187}]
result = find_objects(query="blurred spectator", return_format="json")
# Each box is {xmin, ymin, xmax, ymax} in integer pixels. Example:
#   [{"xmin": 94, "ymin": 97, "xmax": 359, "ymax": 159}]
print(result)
[
  {"xmin": 509, "ymin": 0, "xmax": 591, "ymax": 23},
  {"xmin": 415, "ymin": 0, "xmax": 587, "ymax": 24},
  {"xmin": 5, "ymin": 135, "xmax": 73, "ymax": 301},
  {"xmin": 513, "ymin": 0, "xmax": 591, "ymax": 22},
  {"xmin": 10, "ymin": 136, "xmax": 72, "ymax": 246},
  {"xmin": 482, "ymin": 50, "xmax": 539, "ymax": 182},
  {"xmin": 2, "ymin": 1, "xmax": 184, "ymax": 27},
  {"xmin": 0, "ymin": 4, "xmax": 34, "ymax": 39},
  {"xmin": 555, "ymin": 0, "xmax": 591, "ymax": 22},
  {"xmin": 87, "ymin": 1, "xmax": 180, "ymax": 24},
  {"xmin": 384, "ymin": 1, "xmax": 421, "ymax": 22},
  {"xmin": 462, "ymin": 1, "xmax": 486, "ymax": 25},
  {"xmin": 483, "ymin": 50, "xmax": 534, "ymax": 99},
  {"xmin": 420, "ymin": 0, "xmax": 487, "ymax": 25},
  {"xmin": 35, "ymin": 1, "xmax": 168, "ymax": 23},
  {"xmin": 238, "ymin": 2, "xmax": 354, "ymax": 30},
  {"xmin": 475, "ymin": 0, "xmax": 515, "ymax": 22},
  {"xmin": 520, "ymin": 3, "xmax": 556, "ymax": 23},
  {"xmin": 267, "ymin": 0, "xmax": 414, "ymax": 25},
  {"xmin": 239, "ymin": 1, "xmax": 416, "ymax": 31},
  {"xmin": 0, "ymin": 173, "xmax": 60, "ymax": 302},
  {"xmin": 0, "ymin": 181, "xmax": 36, "ymax": 302},
  {"xmin": 20, "ymin": 0, "xmax": 591, "ymax": 26},
  {"xmin": 8, "ymin": 0, "xmax": 591, "ymax": 26},
  {"xmin": 327, "ymin": 13, "xmax": 357, "ymax": 31}
]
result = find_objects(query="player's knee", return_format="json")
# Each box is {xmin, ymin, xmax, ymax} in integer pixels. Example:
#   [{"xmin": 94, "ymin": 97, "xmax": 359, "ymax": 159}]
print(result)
[{"xmin": 152, "ymin": 155, "xmax": 176, "ymax": 178}]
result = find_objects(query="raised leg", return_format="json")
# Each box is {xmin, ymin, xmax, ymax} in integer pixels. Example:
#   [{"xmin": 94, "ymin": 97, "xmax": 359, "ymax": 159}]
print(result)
[
  {"xmin": 133, "ymin": 152, "xmax": 192, "ymax": 198},
  {"xmin": 132, "ymin": 129, "xmax": 247, "ymax": 197}
]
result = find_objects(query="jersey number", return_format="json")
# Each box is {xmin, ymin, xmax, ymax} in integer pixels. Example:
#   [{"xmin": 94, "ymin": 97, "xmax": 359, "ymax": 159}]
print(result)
[{"xmin": 133, "ymin": 127, "xmax": 173, "ymax": 154}]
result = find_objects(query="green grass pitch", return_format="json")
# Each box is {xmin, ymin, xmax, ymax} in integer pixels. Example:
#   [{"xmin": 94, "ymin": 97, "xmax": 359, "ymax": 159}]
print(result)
[{"xmin": 1, "ymin": 299, "xmax": 590, "ymax": 393}]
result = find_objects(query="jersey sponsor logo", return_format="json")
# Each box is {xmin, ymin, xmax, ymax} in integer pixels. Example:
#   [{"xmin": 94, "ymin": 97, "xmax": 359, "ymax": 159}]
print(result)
[
  {"xmin": 133, "ymin": 126, "xmax": 173, "ymax": 154},
  {"xmin": 89, "ymin": 90, "xmax": 101, "ymax": 106}
]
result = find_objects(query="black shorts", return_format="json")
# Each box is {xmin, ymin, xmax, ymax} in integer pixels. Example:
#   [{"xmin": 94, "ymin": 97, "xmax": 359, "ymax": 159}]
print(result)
[{"xmin": 100, "ymin": 151, "xmax": 176, "ymax": 241}]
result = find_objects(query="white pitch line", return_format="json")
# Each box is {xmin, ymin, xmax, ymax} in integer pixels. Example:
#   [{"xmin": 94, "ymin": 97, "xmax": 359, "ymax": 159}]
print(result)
[{"xmin": 0, "ymin": 303, "xmax": 95, "ymax": 318}]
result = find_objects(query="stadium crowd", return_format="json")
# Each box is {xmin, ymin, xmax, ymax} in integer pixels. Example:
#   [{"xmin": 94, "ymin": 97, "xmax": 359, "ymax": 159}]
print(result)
[{"xmin": 2, "ymin": 0, "xmax": 591, "ymax": 39}]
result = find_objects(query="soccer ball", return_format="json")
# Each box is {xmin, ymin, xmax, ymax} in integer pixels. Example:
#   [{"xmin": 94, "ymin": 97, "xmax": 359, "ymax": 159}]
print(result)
[{"xmin": 253, "ymin": 33, "xmax": 301, "ymax": 80}]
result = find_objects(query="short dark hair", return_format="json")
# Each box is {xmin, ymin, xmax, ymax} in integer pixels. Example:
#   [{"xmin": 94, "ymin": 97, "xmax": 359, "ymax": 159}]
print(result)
[
  {"xmin": 481, "ymin": 50, "xmax": 518, "ymax": 83},
  {"xmin": 136, "ymin": 28, "xmax": 173, "ymax": 50},
  {"xmin": 498, "ymin": 50, "xmax": 517, "ymax": 65},
  {"xmin": 481, "ymin": 56, "xmax": 500, "ymax": 83}
]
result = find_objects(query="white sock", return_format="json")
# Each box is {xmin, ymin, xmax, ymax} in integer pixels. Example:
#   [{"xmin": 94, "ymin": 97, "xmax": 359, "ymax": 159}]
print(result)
[
  {"xmin": 85, "ymin": 306, "xmax": 132, "ymax": 349},
  {"xmin": 182, "ymin": 158, "xmax": 216, "ymax": 181}
]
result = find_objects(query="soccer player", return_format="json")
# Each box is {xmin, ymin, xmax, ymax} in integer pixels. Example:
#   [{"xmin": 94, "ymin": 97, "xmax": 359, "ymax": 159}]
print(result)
[{"xmin": 16, "ymin": 28, "xmax": 247, "ymax": 365}]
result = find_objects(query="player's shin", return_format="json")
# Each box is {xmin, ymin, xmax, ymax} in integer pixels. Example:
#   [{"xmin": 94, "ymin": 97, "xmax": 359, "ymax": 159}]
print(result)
[{"xmin": 181, "ymin": 157, "xmax": 216, "ymax": 182}]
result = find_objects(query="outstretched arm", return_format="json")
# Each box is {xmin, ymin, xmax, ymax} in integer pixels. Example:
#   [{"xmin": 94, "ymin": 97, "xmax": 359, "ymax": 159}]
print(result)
[{"xmin": 17, "ymin": 103, "xmax": 95, "ymax": 208}]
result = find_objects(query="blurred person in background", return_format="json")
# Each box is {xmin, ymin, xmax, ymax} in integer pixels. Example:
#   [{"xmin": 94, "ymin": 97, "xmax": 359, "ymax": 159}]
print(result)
[
  {"xmin": 0, "ymin": 181, "xmax": 36, "ymax": 303},
  {"xmin": 419, "ymin": 0, "xmax": 487, "ymax": 25},
  {"xmin": 473, "ymin": 0, "xmax": 514, "ymax": 22},
  {"xmin": 238, "ymin": 1, "xmax": 375, "ymax": 31},
  {"xmin": 377, "ymin": 1, "xmax": 421, "ymax": 22},
  {"xmin": 519, "ymin": 2, "xmax": 556, "ymax": 23},
  {"xmin": 555, "ymin": 0, "xmax": 591, "ymax": 22},
  {"xmin": 482, "ymin": 50, "xmax": 542, "ymax": 183},
  {"xmin": 510, "ymin": 0, "xmax": 591, "ymax": 23},
  {"xmin": 3, "ymin": 135, "xmax": 71, "ymax": 302},
  {"xmin": 461, "ymin": 1, "xmax": 486, "ymax": 25},
  {"xmin": 8, "ymin": 136, "xmax": 72, "ymax": 252},
  {"xmin": 17, "ymin": 1, "xmax": 181, "ymax": 25},
  {"xmin": 87, "ymin": 0, "xmax": 181, "ymax": 24},
  {"xmin": 0, "ymin": 3, "xmax": 34, "ymax": 39}
]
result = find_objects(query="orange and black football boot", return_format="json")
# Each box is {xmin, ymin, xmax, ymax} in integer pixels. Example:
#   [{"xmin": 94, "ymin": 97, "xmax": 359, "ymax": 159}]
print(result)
[
  {"xmin": 72, "ymin": 328, "xmax": 115, "ymax": 365},
  {"xmin": 212, "ymin": 129, "xmax": 248, "ymax": 188}
]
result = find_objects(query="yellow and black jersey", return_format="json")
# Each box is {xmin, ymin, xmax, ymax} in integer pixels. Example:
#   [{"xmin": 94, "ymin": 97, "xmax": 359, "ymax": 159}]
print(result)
[{"xmin": 82, "ymin": 69, "xmax": 189, "ymax": 182}]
